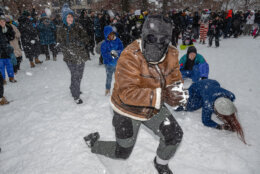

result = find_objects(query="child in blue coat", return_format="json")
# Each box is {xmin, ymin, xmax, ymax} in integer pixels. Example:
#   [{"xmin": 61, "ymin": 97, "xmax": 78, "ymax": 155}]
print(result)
[
  {"xmin": 176, "ymin": 79, "xmax": 246, "ymax": 144},
  {"xmin": 101, "ymin": 25, "xmax": 124, "ymax": 95}
]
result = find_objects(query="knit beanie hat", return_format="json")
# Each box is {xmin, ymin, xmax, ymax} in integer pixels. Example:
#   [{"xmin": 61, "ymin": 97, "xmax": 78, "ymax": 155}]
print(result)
[
  {"xmin": 214, "ymin": 97, "xmax": 237, "ymax": 116},
  {"xmin": 0, "ymin": 14, "xmax": 5, "ymax": 21},
  {"xmin": 61, "ymin": 3, "xmax": 74, "ymax": 26},
  {"xmin": 187, "ymin": 46, "xmax": 197, "ymax": 54}
]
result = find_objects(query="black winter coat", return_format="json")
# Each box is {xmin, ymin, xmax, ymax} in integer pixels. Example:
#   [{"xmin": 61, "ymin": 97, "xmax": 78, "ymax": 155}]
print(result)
[
  {"xmin": 18, "ymin": 15, "xmax": 40, "ymax": 59},
  {"xmin": 0, "ymin": 25, "xmax": 14, "ymax": 59},
  {"xmin": 57, "ymin": 23, "xmax": 90, "ymax": 64}
]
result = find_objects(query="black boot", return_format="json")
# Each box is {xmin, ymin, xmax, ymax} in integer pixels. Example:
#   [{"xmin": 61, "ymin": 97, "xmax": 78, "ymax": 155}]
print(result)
[
  {"xmin": 84, "ymin": 132, "xmax": 100, "ymax": 148},
  {"xmin": 154, "ymin": 157, "xmax": 173, "ymax": 174}
]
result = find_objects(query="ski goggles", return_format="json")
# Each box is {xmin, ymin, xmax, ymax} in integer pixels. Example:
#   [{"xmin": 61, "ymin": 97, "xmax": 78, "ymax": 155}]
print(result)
[{"xmin": 146, "ymin": 34, "xmax": 170, "ymax": 44}]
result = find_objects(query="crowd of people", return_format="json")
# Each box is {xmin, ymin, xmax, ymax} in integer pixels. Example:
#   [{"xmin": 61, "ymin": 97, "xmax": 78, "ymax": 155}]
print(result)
[{"xmin": 0, "ymin": 4, "xmax": 256, "ymax": 173}]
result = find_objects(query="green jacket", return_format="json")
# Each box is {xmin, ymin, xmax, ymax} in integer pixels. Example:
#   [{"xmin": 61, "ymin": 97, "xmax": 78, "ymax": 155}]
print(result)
[
  {"xmin": 179, "ymin": 53, "xmax": 206, "ymax": 69},
  {"xmin": 57, "ymin": 23, "xmax": 89, "ymax": 64}
]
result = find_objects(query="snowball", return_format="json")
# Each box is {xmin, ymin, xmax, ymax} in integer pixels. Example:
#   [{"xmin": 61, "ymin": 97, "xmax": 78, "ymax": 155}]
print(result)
[{"xmin": 26, "ymin": 72, "xmax": 33, "ymax": 76}]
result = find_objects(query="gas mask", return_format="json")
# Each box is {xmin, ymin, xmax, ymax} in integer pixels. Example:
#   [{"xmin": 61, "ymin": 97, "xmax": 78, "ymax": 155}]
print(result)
[{"xmin": 141, "ymin": 15, "xmax": 172, "ymax": 64}]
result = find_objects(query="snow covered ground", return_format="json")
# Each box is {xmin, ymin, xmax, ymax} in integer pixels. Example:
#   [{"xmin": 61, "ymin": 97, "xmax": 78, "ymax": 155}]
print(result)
[{"xmin": 1, "ymin": 36, "xmax": 260, "ymax": 174}]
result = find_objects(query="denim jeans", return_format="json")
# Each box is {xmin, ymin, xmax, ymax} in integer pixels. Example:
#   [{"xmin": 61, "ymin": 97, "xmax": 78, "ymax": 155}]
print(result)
[
  {"xmin": 105, "ymin": 65, "xmax": 116, "ymax": 90},
  {"xmin": 0, "ymin": 59, "xmax": 14, "ymax": 79}
]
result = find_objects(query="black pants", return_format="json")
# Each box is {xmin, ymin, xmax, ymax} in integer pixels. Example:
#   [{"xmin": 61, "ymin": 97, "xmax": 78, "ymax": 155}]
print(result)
[
  {"xmin": 66, "ymin": 62, "xmax": 85, "ymax": 99},
  {"xmin": 209, "ymin": 34, "xmax": 219, "ymax": 47},
  {"xmin": 13, "ymin": 56, "xmax": 22, "ymax": 73},
  {"xmin": 172, "ymin": 29, "xmax": 180, "ymax": 47},
  {"xmin": 91, "ymin": 106, "xmax": 183, "ymax": 160},
  {"xmin": 0, "ymin": 73, "xmax": 4, "ymax": 98},
  {"xmin": 42, "ymin": 44, "xmax": 57, "ymax": 59}
]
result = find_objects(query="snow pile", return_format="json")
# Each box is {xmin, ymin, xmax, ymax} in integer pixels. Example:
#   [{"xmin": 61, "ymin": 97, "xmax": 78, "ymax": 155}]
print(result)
[{"xmin": 0, "ymin": 36, "xmax": 260, "ymax": 174}]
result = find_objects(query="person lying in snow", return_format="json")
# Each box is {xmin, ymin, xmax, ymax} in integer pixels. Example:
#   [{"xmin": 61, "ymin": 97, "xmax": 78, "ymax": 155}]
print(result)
[
  {"xmin": 176, "ymin": 79, "xmax": 246, "ymax": 144},
  {"xmin": 179, "ymin": 46, "xmax": 209, "ymax": 82}
]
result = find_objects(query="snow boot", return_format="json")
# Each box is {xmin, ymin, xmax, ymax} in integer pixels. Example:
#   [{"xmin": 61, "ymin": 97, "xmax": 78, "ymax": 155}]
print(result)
[
  {"xmin": 105, "ymin": 89, "xmax": 110, "ymax": 96},
  {"xmin": 202, "ymin": 40, "xmax": 205, "ymax": 44},
  {"xmin": 9, "ymin": 77, "xmax": 17, "ymax": 83},
  {"xmin": 154, "ymin": 157, "xmax": 173, "ymax": 174},
  {"xmin": 53, "ymin": 56, "xmax": 57, "ymax": 61},
  {"xmin": 35, "ymin": 58, "xmax": 43, "ymax": 64},
  {"xmin": 0, "ymin": 97, "xmax": 9, "ymax": 105},
  {"xmin": 84, "ymin": 132, "xmax": 100, "ymax": 148},
  {"xmin": 30, "ymin": 61, "xmax": 35, "ymax": 68},
  {"xmin": 46, "ymin": 56, "xmax": 50, "ymax": 61},
  {"xmin": 3, "ymin": 79, "xmax": 7, "ymax": 85},
  {"xmin": 74, "ymin": 98, "xmax": 83, "ymax": 104}
]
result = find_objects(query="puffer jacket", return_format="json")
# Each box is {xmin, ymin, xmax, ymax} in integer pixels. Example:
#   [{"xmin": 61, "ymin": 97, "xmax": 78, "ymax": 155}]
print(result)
[
  {"xmin": 111, "ymin": 40, "xmax": 183, "ymax": 121},
  {"xmin": 101, "ymin": 26, "xmax": 124, "ymax": 66},
  {"xmin": 179, "ymin": 53, "xmax": 207, "ymax": 70}
]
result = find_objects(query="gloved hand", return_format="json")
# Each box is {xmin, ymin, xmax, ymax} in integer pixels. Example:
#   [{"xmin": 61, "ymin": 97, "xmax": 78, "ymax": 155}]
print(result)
[
  {"xmin": 110, "ymin": 50, "xmax": 118, "ymax": 59},
  {"xmin": 162, "ymin": 81, "xmax": 189, "ymax": 108}
]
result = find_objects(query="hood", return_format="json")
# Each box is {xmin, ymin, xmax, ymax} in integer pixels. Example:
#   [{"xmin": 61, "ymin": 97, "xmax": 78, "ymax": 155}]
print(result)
[
  {"xmin": 104, "ymin": 25, "xmax": 114, "ymax": 40},
  {"xmin": 61, "ymin": 3, "xmax": 74, "ymax": 26}
]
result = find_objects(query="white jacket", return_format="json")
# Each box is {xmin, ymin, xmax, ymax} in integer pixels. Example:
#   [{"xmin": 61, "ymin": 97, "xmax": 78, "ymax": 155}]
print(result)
[{"xmin": 246, "ymin": 14, "xmax": 255, "ymax": 25}]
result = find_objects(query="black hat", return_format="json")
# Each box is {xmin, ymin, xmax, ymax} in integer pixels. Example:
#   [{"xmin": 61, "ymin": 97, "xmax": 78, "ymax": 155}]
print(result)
[{"xmin": 187, "ymin": 46, "xmax": 197, "ymax": 55}]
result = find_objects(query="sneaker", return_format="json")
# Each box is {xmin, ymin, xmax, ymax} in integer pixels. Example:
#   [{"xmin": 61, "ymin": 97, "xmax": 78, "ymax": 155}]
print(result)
[
  {"xmin": 83, "ymin": 132, "xmax": 100, "ymax": 148},
  {"xmin": 154, "ymin": 157, "xmax": 173, "ymax": 174},
  {"xmin": 74, "ymin": 98, "xmax": 83, "ymax": 104}
]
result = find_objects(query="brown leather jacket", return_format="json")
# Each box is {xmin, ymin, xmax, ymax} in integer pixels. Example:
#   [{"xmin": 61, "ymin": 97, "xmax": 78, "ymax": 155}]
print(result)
[{"xmin": 111, "ymin": 40, "xmax": 182, "ymax": 121}]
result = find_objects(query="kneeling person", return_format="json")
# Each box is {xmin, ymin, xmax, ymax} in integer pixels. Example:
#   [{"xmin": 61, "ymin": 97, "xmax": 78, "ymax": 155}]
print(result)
[{"xmin": 84, "ymin": 15, "xmax": 188, "ymax": 174}]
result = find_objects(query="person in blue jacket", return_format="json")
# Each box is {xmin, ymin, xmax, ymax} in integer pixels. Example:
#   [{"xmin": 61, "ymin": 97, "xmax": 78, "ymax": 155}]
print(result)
[
  {"xmin": 101, "ymin": 25, "xmax": 124, "ymax": 96},
  {"xmin": 176, "ymin": 79, "xmax": 246, "ymax": 144},
  {"xmin": 179, "ymin": 46, "xmax": 209, "ymax": 82}
]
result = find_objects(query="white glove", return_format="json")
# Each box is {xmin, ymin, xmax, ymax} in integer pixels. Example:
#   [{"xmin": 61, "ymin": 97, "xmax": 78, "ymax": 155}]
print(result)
[
  {"xmin": 31, "ymin": 40, "xmax": 35, "ymax": 44},
  {"xmin": 168, "ymin": 81, "xmax": 189, "ymax": 109},
  {"xmin": 110, "ymin": 50, "xmax": 118, "ymax": 58}
]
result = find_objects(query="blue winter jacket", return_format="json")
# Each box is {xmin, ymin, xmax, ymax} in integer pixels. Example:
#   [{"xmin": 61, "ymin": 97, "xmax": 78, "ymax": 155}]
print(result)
[
  {"xmin": 180, "ymin": 79, "xmax": 236, "ymax": 128},
  {"xmin": 101, "ymin": 26, "xmax": 124, "ymax": 66},
  {"xmin": 37, "ymin": 18, "xmax": 56, "ymax": 45}
]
